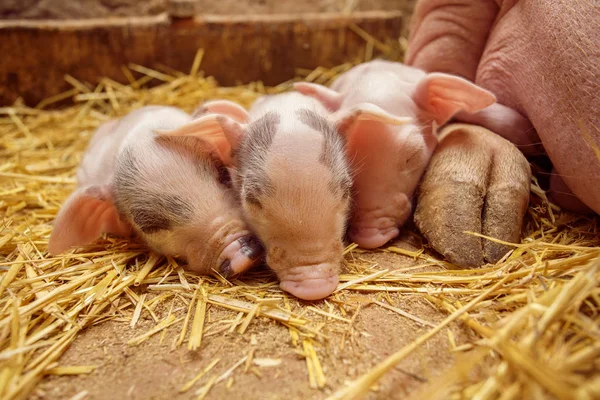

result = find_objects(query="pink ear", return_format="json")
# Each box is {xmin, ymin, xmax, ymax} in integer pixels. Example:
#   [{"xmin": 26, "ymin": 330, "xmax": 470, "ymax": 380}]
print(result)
[
  {"xmin": 333, "ymin": 102, "xmax": 413, "ymax": 135},
  {"xmin": 156, "ymin": 114, "xmax": 246, "ymax": 166},
  {"xmin": 192, "ymin": 100, "xmax": 249, "ymax": 123},
  {"xmin": 293, "ymin": 82, "xmax": 343, "ymax": 111},
  {"xmin": 413, "ymin": 73, "xmax": 496, "ymax": 125},
  {"xmin": 48, "ymin": 185, "xmax": 131, "ymax": 255}
]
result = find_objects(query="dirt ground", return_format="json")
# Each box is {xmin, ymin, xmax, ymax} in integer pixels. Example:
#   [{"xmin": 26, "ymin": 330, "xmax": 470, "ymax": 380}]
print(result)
[
  {"xmin": 31, "ymin": 242, "xmax": 473, "ymax": 400},
  {"xmin": 0, "ymin": 0, "xmax": 417, "ymax": 19}
]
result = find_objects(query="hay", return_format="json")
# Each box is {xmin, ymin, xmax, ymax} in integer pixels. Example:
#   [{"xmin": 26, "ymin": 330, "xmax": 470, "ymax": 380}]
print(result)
[{"xmin": 0, "ymin": 43, "xmax": 599, "ymax": 400}]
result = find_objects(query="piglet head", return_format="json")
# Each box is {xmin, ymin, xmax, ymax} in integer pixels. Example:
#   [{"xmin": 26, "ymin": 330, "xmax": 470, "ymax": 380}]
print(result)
[
  {"xmin": 50, "ymin": 109, "xmax": 263, "ymax": 278},
  {"xmin": 294, "ymin": 67, "xmax": 496, "ymax": 249},
  {"xmin": 161, "ymin": 97, "xmax": 352, "ymax": 300},
  {"xmin": 137, "ymin": 114, "xmax": 262, "ymax": 277}
]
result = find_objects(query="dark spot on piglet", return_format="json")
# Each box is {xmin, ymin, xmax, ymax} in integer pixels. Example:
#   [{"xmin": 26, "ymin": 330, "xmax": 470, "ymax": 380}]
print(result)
[
  {"xmin": 211, "ymin": 157, "xmax": 232, "ymax": 187},
  {"xmin": 162, "ymin": 194, "xmax": 194, "ymax": 220},
  {"xmin": 131, "ymin": 205, "xmax": 172, "ymax": 234},
  {"xmin": 243, "ymin": 186, "xmax": 263, "ymax": 208},
  {"xmin": 296, "ymin": 108, "xmax": 352, "ymax": 199},
  {"xmin": 130, "ymin": 194, "xmax": 194, "ymax": 234},
  {"xmin": 296, "ymin": 108, "xmax": 340, "ymax": 144},
  {"xmin": 191, "ymin": 105, "xmax": 209, "ymax": 119},
  {"xmin": 237, "ymin": 111, "xmax": 279, "ymax": 164}
]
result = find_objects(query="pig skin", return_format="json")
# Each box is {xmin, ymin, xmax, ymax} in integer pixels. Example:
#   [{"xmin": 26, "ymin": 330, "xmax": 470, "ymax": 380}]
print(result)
[{"xmin": 407, "ymin": 0, "xmax": 600, "ymax": 214}]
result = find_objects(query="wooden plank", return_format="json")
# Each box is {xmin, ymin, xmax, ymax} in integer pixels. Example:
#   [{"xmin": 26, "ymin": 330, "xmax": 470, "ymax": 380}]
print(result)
[{"xmin": 0, "ymin": 11, "xmax": 405, "ymax": 106}]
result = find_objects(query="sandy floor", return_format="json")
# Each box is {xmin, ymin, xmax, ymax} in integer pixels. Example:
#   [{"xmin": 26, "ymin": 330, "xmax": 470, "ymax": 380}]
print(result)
[{"xmin": 30, "ymin": 243, "xmax": 472, "ymax": 400}]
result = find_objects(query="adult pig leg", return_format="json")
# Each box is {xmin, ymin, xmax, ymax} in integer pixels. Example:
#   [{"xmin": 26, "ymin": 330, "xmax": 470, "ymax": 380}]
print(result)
[
  {"xmin": 480, "ymin": 126, "xmax": 531, "ymax": 263},
  {"xmin": 414, "ymin": 125, "xmax": 489, "ymax": 267},
  {"xmin": 407, "ymin": 0, "xmax": 500, "ymax": 81},
  {"xmin": 549, "ymin": 171, "xmax": 594, "ymax": 215},
  {"xmin": 415, "ymin": 124, "xmax": 530, "ymax": 267},
  {"xmin": 453, "ymin": 104, "xmax": 543, "ymax": 156},
  {"xmin": 408, "ymin": 0, "xmax": 533, "ymax": 148},
  {"xmin": 409, "ymin": 0, "xmax": 600, "ymax": 213}
]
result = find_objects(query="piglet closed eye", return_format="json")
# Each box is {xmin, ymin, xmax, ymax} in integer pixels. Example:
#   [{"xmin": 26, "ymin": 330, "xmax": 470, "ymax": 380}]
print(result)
[
  {"xmin": 50, "ymin": 106, "xmax": 263, "ymax": 277},
  {"xmin": 158, "ymin": 94, "xmax": 352, "ymax": 300}
]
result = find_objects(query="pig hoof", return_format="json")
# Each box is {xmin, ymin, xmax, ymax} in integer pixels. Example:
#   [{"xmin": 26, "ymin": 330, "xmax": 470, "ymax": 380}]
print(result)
[
  {"xmin": 415, "ymin": 124, "xmax": 531, "ymax": 268},
  {"xmin": 217, "ymin": 235, "xmax": 264, "ymax": 277},
  {"xmin": 348, "ymin": 226, "xmax": 400, "ymax": 249},
  {"xmin": 280, "ymin": 276, "xmax": 339, "ymax": 301}
]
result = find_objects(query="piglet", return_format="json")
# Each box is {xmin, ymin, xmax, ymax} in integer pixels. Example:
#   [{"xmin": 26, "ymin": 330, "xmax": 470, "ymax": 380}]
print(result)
[
  {"xmin": 294, "ymin": 59, "xmax": 497, "ymax": 248},
  {"xmin": 49, "ymin": 106, "xmax": 263, "ymax": 277},
  {"xmin": 158, "ymin": 94, "xmax": 361, "ymax": 300}
]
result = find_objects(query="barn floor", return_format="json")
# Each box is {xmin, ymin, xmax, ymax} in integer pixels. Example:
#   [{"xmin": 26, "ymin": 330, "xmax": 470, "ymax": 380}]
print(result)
[
  {"xmin": 31, "ymin": 250, "xmax": 471, "ymax": 400},
  {"xmin": 1, "ymin": 51, "xmax": 598, "ymax": 400}
]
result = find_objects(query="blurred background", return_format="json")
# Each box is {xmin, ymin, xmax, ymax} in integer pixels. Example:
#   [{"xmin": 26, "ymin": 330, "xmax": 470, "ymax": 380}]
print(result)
[
  {"xmin": 1, "ymin": 0, "xmax": 416, "ymax": 19},
  {"xmin": 0, "ymin": 0, "xmax": 418, "ymax": 106}
]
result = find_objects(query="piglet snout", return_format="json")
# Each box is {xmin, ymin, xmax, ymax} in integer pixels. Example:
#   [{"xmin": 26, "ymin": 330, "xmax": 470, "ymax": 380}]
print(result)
[
  {"xmin": 277, "ymin": 263, "xmax": 339, "ymax": 300},
  {"xmin": 217, "ymin": 235, "xmax": 264, "ymax": 277},
  {"xmin": 348, "ymin": 226, "xmax": 399, "ymax": 249},
  {"xmin": 280, "ymin": 275, "xmax": 339, "ymax": 301}
]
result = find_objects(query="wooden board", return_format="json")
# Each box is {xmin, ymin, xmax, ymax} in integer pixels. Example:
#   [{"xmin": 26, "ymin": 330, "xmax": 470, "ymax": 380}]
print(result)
[{"xmin": 0, "ymin": 11, "xmax": 405, "ymax": 106}]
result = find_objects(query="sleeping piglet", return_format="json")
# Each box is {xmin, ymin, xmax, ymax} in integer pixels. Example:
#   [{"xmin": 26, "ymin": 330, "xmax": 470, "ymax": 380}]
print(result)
[
  {"xmin": 158, "ymin": 93, "xmax": 364, "ymax": 300},
  {"xmin": 49, "ymin": 106, "xmax": 263, "ymax": 277},
  {"xmin": 294, "ymin": 60, "xmax": 496, "ymax": 249}
]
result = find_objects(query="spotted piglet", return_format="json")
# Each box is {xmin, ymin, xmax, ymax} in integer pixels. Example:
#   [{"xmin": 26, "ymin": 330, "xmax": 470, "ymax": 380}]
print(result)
[
  {"xmin": 49, "ymin": 106, "xmax": 263, "ymax": 277},
  {"xmin": 158, "ymin": 93, "xmax": 382, "ymax": 300},
  {"xmin": 295, "ymin": 60, "xmax": 497, "ymax": 248}
]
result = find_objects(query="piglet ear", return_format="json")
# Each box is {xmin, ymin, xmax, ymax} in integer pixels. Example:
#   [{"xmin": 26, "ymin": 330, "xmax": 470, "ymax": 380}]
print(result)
[
  {"xmin": 413, "ymin": 73, "xmax": 496, "ymax": 125},
  {"xmin": 156, "ymin": 114, "xmax": 245, "ymax": 166},
  {"xmin": 333, "ymin": 102, "xmax": 413, "ymax": 135},
  {"xmin": 293, "ymin": 82, "xmax": 344, "ymax": 111},
  {"xmin": 48, "ymin": 185, "xmax": 131, "ymax": 255},
  {"xmin": 192, "ymin": 100, "xmax": 249, "ymax": 123}
]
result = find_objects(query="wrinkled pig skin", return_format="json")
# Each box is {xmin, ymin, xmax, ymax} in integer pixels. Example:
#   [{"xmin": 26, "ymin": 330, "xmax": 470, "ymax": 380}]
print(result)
[
  {"xmin": 157, "ymin": 95, "xmax": 352, "ymax": 300},
  {"xmin": 407, "ymin": 0, "xmax": 600, "ymax": 213},
  {"xmin": 415, "ymin": 123, "xmax": 531, "ymax": 268},
  {"xmin": 294, "ymin": 60, "xmax": 496, "ymax": 249},
  {"xmin": 49, "ymin": 106, "xmax": 263, "ymax": 277}
]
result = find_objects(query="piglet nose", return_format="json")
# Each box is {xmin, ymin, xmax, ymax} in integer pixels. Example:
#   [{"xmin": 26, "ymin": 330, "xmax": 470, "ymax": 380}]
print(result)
[
  {"xmin": 218, "ymin": 235, "xmax": 264, "ymax": 277},
  {"xmin": 279, "ymin": 275, "xmax": 339, "ymax": 301}
]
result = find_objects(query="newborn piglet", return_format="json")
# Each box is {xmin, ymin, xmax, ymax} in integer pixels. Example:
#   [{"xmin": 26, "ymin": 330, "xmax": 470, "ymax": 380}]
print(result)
[
  {"xmin": 158, "ymin": 94, "xmax": 354, "ymax": 300},
  {"xmin": 295, "ymin": 60, "xmax": 496, "ymax": 248},
  {"xmin": 49, "ymin": 106, "xmax": 263, "ymax": 276}
]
